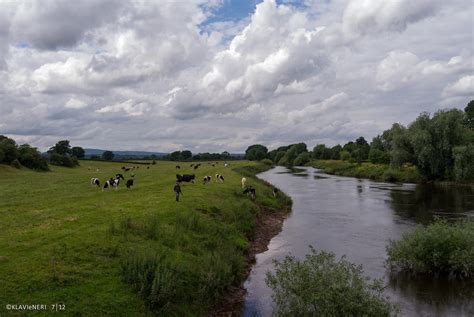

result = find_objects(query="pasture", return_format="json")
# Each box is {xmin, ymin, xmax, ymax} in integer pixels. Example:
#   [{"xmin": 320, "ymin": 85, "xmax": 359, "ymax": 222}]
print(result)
[{"xmin": 0, "ymin": 160, "xmax": 288, "ymax": 316}]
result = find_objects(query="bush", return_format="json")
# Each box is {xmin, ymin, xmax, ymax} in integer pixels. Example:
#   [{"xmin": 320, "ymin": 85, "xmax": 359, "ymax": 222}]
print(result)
[
  {"xmin": 386, "ymin": 219, "xmax": 474, "ymax": 278},
  {"xmin": 260, "ymin": 158, "xmax": 273, "ymax": 166},
  {"xmin": 49, "ymin": 153, "xmax": 79, "ymax": 167},
  {"xmin": 266, "ymin": 247, "xmax": 398, "ymax": 316},
  {"xmin": 11, "ymin": 159, "xmax": 21, "ymax": 169},
  {"xmin": 18, "ymin": 144, "xmax": 49, "ymax": 171}
]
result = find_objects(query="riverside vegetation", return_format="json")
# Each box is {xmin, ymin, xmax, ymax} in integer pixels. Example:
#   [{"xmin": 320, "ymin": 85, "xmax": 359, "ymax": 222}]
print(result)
[
  {"xmin": 0, "ymin": 160, "xmax": 291, "ymax": 316},
  {"xmin": 244, "ymin": 101, "xmax": 474, "ymax": 183}
]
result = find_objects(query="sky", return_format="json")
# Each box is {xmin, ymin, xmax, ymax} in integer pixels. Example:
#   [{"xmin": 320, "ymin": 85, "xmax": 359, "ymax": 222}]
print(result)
[{"xmin": 0, "ymin": 0, "xmax": 472, "ymax": 153}]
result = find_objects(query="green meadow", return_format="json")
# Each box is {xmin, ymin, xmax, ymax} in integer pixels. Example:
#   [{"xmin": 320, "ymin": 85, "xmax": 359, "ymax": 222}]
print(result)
[{"xmin": 0, "ymin": 160, "xmax": 290, "ymax": 316}]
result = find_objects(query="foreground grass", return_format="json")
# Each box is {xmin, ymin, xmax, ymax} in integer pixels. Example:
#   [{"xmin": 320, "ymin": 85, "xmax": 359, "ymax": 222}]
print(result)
[
  {"xmin": 311, "ymin": 160, "xmax": 421, "ymax": 183},
  {"xmin": 386, "ymin": 219, "xmax": 474, "ymax": 278},
  {"xmin": 0, "ymin": 160, "xmax": 289, "ymax": 316}
]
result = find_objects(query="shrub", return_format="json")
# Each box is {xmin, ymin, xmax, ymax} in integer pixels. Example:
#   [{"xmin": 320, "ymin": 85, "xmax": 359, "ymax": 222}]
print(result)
[
  {"xmin": 49, "ymin": 153, "xmax": 79, "ymax": 167},
  {"xmin": 386, "ymin": 219, "xmax": 474, "ymax": 278},
  {"xmin": 266, "ymin": 247, "xmax": 398, "ymax": 316},
  {"xmin": 11, "ymin": 159, "xmax": 21, "ymax": 169},
  {"xmin": 260, "ymin": 158, "xmax": 273, "ymax": 166}
]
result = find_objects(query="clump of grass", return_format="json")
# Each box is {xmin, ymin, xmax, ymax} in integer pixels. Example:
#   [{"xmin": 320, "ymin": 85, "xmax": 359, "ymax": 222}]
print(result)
[
  {"xmin": 120, "ymin": 251, "xmax": 176, "ymax": 312},
  {"xmin": 266, "ymin": 247, "xmax": 399, "ymax": 316},
  {"xmin": 386, "ymin": 219, "xmax": 474, "ymax": 278}
]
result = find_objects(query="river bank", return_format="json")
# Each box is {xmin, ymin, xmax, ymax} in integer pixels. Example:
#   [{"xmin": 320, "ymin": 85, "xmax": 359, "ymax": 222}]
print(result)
[
  {"xmin": 311, "ymin": 160, "xmax": 422, "ymax": 183},
  {"xmin": 211, "ymin": 165, "xmax": 292, "ymax": 316}
]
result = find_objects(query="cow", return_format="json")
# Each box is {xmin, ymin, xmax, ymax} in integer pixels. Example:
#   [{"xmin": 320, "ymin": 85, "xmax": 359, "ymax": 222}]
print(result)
[
  {"xmin": 103, "ymin": 177, "xmax": 119, "ymax": 191},
  {"xmin": 147, "ymin": 166, "xmax": 150, "ymax": 169},
  {"xmin": 224, "ymin": 162, "xmax": 229, "ymax": 167},
  {"xmin": 215, "ymin": 174, "xmax": 224, "ymax": 183},
  {"xmin": 194, "ymin": 165, "xmax": 199, "ymax": 170},
  {"xmin": 243, "ymin": 186, "xmax": 256, "ymax": 200},
  {"xmin": 176, "ymin": 165, "xmax": 181, "ymax": 169},
  {"xmin": 272, "ymin": 187, "xmax": 279, "ymax": 197},
  {"xmin": 176, "ymin": 174, "xmax": 195, "ymax": 183},
  {"xmin": 90, "ymin": 177, "xmax": 100, "ymax": 187},
  {"xmin": 115, "ymin": 173, "xmax": 125, "ymax": 180},
  {"xmin": 126, "ymin": 179, "xmax": 134, "ymax": 189},
  {"xmin": 190, "ymin": 164, "xmax": 194, "ymax": 167},
  {"xmin": 203, "ymin": 175, "xmax": 212, "ymax": 184},
  {"xmin": 241, "ymin": 177, "xmax": 247, "ymax": 188}
]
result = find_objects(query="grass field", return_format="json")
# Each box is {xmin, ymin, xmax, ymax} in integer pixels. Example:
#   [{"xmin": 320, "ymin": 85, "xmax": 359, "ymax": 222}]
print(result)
[{"xmin": 0, "ymin": 160, "xmax": 290, "ymax": 316}]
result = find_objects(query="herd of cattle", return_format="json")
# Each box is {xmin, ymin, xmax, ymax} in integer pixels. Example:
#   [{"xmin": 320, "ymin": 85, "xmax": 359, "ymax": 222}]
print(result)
[{"xmin": 89, "ymin": 162, "xmax": 279, "ymax": 201}]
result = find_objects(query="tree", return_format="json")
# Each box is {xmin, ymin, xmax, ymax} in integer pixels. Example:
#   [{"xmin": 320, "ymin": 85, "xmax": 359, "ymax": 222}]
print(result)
[
  {"xmin": 330, "ymin": 145, "xmax": 342, "ymax": 160},
  {"xmin": 102, "ymin": 150, "xmax": 115, "ymax": 161},
  {"xmin": 0, "ymin": 135, "xmax": 19, "ymax": 163},
  {"xmin": 71, "ymin": 146, "xmax": 85, "ymax": 158},
  {"xmin": 340, "ymin": 150, "xmax": 350, "ymax": 161},
  {"xmin": 294, "ymin": 152, "xmax": 310, "ymax": 166},
  {"xmin": 18, "ymin": 144, "xmax": 49, "ymax": 171},
  {"xmin": 181, "ymin": 150, "xmax": 192, "ymax": 160},
  {"xmin": 465, "ymin": 100, "xmax": 474, "ymax": 129},
  {"xmin": 453, "ymin": 145, "xmax": 474, "ymax": 181},
  {"xmin": 368, "ymin": 148, "xmax": 390, "ymax": 164},
  {"xmin": 407, "ymin": 109, "xmax": 468, "ymax": 179},
  {"xmin": 48, "ymin": 140, "xmax": 72, "ymax": 156},
  {"xmin": 313, "ymin": 144, "xmax": 332, "ymax": 160},
  {"xmin": 221, "ymin": 151, "xmax": 230, "ymax": 159},
  {"xmin": 244, "ymin": 144, "xmax": 268, "ymax": 161}
]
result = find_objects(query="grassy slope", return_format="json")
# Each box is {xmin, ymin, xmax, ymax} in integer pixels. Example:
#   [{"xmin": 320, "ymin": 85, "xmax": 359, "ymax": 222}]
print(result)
[
  {"xmin": 311, "ymin": 160, "xmax": 422, "ymax": 183},
  {"xmin": 0, "ymin": 160, "xmax": 289, "ymax": 316}
]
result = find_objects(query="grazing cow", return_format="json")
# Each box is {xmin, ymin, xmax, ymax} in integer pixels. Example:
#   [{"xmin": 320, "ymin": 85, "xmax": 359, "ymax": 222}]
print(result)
[
  {"xmin": 176, "ymin": 165, "xmax": 181, "ymax": 169},
  {"xmin": 212, "ymin": 164, "xmax": 215, "ymax": 167},
  {"xmin": 126, "ymin": 179, "xmax": 134, "ymax": 189},
  {"xmin": 241, "ymin": 177, "xmax": 247, "ymax": 188},
  {"xmin": 190, "ymin": 164, "xmax": 194, "ymax": 167},
  {"xmin": 224, "ymin": 163, "xmax": 229, "ymax": 167},
  {"xmin": 215, "ymin": 174, "xmax": 224, "ymax": 183},
  {"xmin": 273, "ymin": 187, "xmax": 279, "ymax": 197},
  {"xmin": 90, "ymin": 177, "xmax": 100, "ymax": 187},
  {"xmin": 103, "ymin": 177, "xmax": 118, "ymax": 191},
  {"xmin": 194, "ymin": 165, "xmax": 199, "ymax": 170},
  {"xmin": 122, "ymin": 167, "xmax": 130, "ymax": 172},
  {"xmin": 243, "ymin": 186, "xmax": 256, "ymax": 200},
  {"xmin": 147, "ymin": 166, "xmax": 150, "ymax": 169},
  {"xmin": 115, "ymin": 173, "xmax": 125, "ymax": 180},
  {"xmin": 176, "ymin": 174, "xmax": 195, "ymax": 183},
  {"xmin": 203, "ymin": 175, "xmax": 212, "ymax": 184}
]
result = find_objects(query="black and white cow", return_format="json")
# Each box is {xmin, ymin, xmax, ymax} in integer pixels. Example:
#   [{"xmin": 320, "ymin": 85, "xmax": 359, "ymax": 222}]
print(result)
[
  {"xmin": 243, "ymin": 186, "xmax": 256, "ymax": 200},
  {"xmin": 115, "ymin": 173, "xmax": 125, "ymax": 180},
  {"xmin": 90, "ymin": 177, "xmax": 100, "ymax": 187},
  {"xmin": 176, "ymin": 174, "xmax": 195, "ymax": 183},
  {"xmin": 203, "ymin": 175, "xmax": 212, "ymax": 184},
  {"xmin": 103, "ymin": 178, "xmax": 118, "ymax": 191},
  {"xmin": 215, "ymin": 174, "xmax": 224, "ymax": 183},
  {"xmin": 126, "ymin": 179, "xmax": 134, "ymax": 189}
]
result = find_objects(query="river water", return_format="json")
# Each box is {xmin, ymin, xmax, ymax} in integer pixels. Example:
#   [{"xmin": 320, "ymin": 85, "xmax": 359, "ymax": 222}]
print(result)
[{"xmin": 243, "ymin": 166, "xmax": 474, "ymax": 317}]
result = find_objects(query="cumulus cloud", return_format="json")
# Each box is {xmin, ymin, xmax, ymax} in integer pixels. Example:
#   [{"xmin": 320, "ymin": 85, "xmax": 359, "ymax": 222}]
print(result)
[{"xmin": 0, "ymin": 0, "xmax": 472, "ymax": 152}]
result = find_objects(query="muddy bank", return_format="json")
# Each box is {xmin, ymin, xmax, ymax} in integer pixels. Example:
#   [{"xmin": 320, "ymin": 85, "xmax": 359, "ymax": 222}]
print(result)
[{"xmin": 210, "ymin": 205, "xmax": 290, "ymax": 316}]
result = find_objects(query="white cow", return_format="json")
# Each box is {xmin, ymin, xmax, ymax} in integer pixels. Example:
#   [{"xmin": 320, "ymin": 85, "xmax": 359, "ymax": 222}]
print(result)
[{"xmin": 241, "ymin": 177, "xmax": 247, "ymax": 188}]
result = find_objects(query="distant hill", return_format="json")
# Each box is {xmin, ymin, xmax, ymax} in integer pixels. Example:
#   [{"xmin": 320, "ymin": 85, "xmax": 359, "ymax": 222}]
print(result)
[{"xmin": 84, "ymin": 148, "xmax": 167, "ymax": 158}]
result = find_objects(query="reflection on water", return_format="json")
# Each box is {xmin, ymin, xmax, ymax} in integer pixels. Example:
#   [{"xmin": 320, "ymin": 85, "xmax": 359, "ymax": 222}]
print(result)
[{"xmin": 243, "ymin": 167, "xmax": 474, "ymax": 317}]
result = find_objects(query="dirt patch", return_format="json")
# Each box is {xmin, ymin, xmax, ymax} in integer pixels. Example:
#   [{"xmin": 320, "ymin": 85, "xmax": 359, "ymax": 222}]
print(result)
[{"xmin": 209, "ymin": 205, "xmax": 290, "ymax": 316}]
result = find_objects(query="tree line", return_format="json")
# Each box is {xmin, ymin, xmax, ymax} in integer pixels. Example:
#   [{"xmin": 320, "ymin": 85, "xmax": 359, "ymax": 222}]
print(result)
[
  {"xmin": 0, "ymin": 137, "xmax": 86, "ymax": 171},
  {"xmin": 245, "ymin": 101, "xmax": 474, "ymax": 182}
]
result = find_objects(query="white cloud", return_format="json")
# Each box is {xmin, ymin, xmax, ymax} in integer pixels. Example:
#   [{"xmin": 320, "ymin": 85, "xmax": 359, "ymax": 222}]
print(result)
[{"xmin": 0, "ymin": 0, "xmax": 472, "ymax": 153}]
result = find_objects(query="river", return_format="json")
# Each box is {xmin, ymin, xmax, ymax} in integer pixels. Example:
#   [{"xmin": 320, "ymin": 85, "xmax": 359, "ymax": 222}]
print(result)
[{"xmin": 243, "ymin": 166, "xmax": 474, "ymax": 317}]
